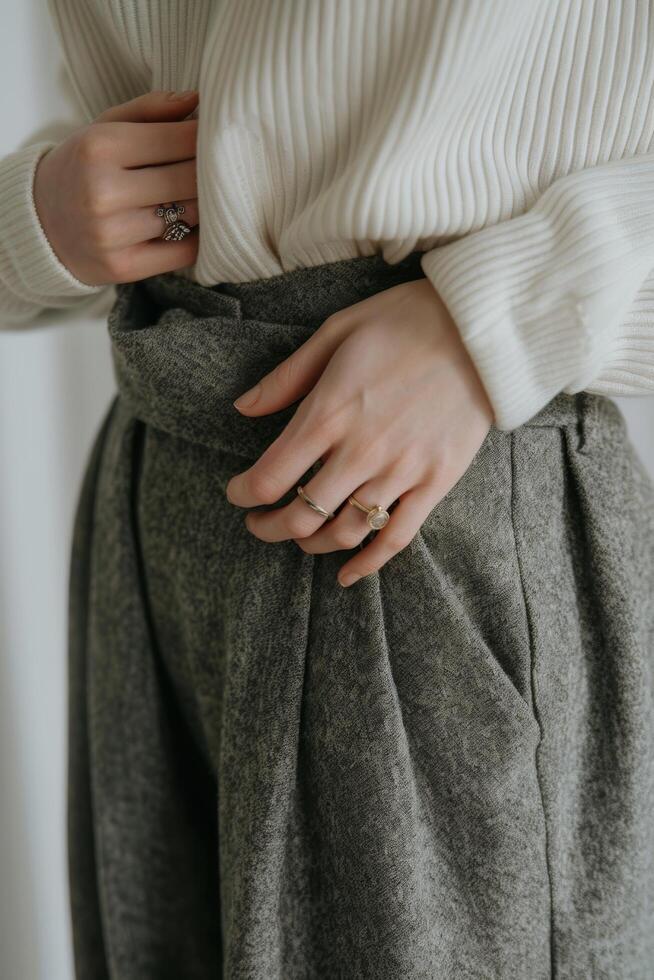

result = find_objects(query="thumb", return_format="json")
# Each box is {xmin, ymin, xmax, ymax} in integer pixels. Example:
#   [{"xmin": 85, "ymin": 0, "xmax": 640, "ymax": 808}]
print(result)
[{"xmin": 95, "ymin": 89, "xmax": 199, "ymax": 124}]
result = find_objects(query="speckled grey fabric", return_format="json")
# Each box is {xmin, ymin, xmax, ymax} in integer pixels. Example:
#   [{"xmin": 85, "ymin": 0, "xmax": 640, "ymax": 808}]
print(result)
[{"xmin": 67, "ymin": 251, "xmax": 654, "ymax": 979}]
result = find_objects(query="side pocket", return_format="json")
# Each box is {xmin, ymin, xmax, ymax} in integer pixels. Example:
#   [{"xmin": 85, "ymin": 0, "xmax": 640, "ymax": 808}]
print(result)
[
  {"xmin": 508, "ymin": 426, "xmax": 556, "ymax": 970},
  {"xmin": 417, "ymin": 423, "xmax": 543, "ymax": 736}
]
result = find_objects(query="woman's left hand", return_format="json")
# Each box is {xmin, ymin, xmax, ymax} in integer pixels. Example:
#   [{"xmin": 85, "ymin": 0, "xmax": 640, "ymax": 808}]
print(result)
[{"xmin": 225, "ymin": 277, "xmax": 495, "ymax": 587}]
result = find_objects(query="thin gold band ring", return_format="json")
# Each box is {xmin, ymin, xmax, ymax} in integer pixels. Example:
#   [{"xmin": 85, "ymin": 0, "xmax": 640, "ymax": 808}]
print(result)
[{"xmin": 296, "ymin": 485, "xmax": 336, "ymax": 520}]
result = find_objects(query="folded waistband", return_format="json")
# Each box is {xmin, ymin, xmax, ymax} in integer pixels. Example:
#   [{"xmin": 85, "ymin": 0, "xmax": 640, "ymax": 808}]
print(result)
[
  {"xmin": 108, "ymin": 251, "xmax": 615, "ymax": 459},
  {"xmin": 144, "ymin": 250, "xmax": 427, "ymax": 327}
]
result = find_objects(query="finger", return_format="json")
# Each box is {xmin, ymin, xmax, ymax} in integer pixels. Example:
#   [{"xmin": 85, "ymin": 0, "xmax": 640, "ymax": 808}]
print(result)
[
  {"xmin": 96, "ymin": 89, "xmax": 199, "ymax": 124},
  {"xmin": 105, "ymin": 227, "xmax": 199, "ymax": 281},
  {"xmin": 232, "ymin": 312, "xmax": 356, "ymax": 415},
  {"xmin": 109, "ymin": 119, "xmax": 198, "ymax": 167},
  {"xmin": 225, "ymin": 406, "xmax": 336, "ymax": 509},
  {"xmin": 100, "ymin": 198, "xmax": 199, "ymax": 249},
  {"xmin": 335, "ymin": 483, "xmax": 438, "ymax": 586},
  {"xmin": 294, "ymin": 470, "xmax": 406, "ymax": 554},
  {"xmin": 243, "ymin": 445, "xmax": 372, "ymax": 543},
  {"xmin": 117, "ymin": 158, "xmax": 198, "ymax": 209}
]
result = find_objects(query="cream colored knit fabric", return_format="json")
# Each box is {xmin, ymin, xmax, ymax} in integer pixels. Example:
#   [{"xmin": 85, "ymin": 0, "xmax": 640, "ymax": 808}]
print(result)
[{"xmin": 2, "ymin": 0, "xmax": 654, "ymax": 429}]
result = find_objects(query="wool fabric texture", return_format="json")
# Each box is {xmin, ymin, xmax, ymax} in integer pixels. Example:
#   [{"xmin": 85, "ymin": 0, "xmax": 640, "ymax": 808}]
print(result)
[
  {"xmin": 2, "ymin": 1, "xmax": 654, "ymax": 428},
  {"xmin": 68, "ymin": 251, "xmax": 654, "ymax": 978}
]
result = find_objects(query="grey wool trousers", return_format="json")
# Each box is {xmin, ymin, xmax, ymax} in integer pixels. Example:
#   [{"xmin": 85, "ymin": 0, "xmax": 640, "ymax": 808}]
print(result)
[{"xmin": 67, "ymin": 250, "xmax": 654, "ymax": 979}]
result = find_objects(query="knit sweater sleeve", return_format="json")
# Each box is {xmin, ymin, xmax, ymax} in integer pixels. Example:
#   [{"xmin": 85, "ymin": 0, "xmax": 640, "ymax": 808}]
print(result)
[
  {"xmin": 420, "ymin": 152, "xmax": 654, "ymax": 431},
  {"xmin": 0, "ymin": 28, "xmax": 116, "ymax": 330}
]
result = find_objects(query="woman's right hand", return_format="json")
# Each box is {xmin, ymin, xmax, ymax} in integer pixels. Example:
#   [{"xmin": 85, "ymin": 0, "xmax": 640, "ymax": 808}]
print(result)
[{"xmin": 33, "ymin": 90, "xmax": 200, "ymax": 286}]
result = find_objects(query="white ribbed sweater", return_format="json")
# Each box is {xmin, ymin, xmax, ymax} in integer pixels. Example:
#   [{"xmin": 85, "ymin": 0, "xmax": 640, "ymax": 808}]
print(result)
[{"xmin": 2, "ymin": 0, "xmax": 654, "ymax": 430}]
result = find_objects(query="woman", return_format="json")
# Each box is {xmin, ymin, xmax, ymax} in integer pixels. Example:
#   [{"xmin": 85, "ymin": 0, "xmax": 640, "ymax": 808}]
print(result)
[{"xmin": 2, "ymin": 1, "xmax": 654, "ymax": 977}]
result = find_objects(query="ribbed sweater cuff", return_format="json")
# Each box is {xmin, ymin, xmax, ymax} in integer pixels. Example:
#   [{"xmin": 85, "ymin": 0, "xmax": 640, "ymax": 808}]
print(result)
[
  {"xmin": 420, "ymin": 154, "xmax": 654, "ymax": 431},
  {"xmin": 0, "ymin": 141, "xmax": 103, "ymax": 320},
  {"xmin": 420, "ymin": 225, "xmax": 592, "ymax": 432}
]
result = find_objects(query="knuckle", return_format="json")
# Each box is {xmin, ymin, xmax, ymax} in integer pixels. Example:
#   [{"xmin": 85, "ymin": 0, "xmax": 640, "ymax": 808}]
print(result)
[
  {"xmin": 76, "ymin": 126, "xmax": 113, "ymax": 165},
  {"xmin": 345, "ymin": 438, "xmax": 383, "ymax": 472},
  {"xmin": 80, "ymin": 176, "xmax": 116, "ymax": 218},
  {"xmin": 286, "ymin": 513, "xmax": 317, "ymax": 538},
  {"xmin": 396, "ymin": 446, "xmax": 428, "ymax": 479},
  {"xmin": 247, "ymin": 470, "xmax": 284, "ymax": 504},
  {"xmin": 307, "ymin": 402, "xmax": 344, "ymax": 440},
  {"xmin": 100, "ymin": 250, "xmax": 130, "ymax": 283},
  {"xmin": 321, "ymin": 311, "xmax": 343, "ymax": 332},
  {"xmin": 332, "ymin": 526, "xmax": 363, "ymax": 550}
]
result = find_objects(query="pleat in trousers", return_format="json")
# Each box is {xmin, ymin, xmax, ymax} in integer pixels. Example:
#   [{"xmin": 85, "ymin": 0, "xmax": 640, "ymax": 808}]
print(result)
[{"xmin": 67, "ymin": 250, "xmax": 654, "ymax": 979}]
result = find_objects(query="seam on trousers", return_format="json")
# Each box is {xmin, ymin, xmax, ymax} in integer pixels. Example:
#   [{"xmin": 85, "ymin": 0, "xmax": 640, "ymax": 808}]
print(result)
[
  {"xmin": 575, "ymin": 395, "xmax": 587, "ymax": 453},
  {"xmin": 128, "ymin": 418, "xmax": 160, "ymax": 661},
  {"xmin": 297, "ymin": 549, "xmax": 316, "ymax": 764},
  {"xmin": 509, "ymin": 428, "xmax": 556, "ymax": 979}
]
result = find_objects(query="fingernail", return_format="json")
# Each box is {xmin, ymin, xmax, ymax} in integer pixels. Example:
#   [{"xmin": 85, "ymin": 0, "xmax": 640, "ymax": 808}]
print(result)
[
  {"xmin": 166, "ymin": 89, "xmax": 198, "ymax": 101},
  {"xmin": 339, "ymin": 572, "xmax": 361, "ymax": 587},
  {"xmin": 233, "ymin": 383, "xmax": 261, "ymax": 410}
]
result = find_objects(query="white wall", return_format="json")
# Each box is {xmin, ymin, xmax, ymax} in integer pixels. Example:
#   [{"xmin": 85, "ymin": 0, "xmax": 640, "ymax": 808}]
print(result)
[
  {"xmin": 1, "ymin": 5, "xmax": 653, "ymax": 980},
  {"xmin": 0, "ymin": 6, "xmax": 115, "ymax": 980}
]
